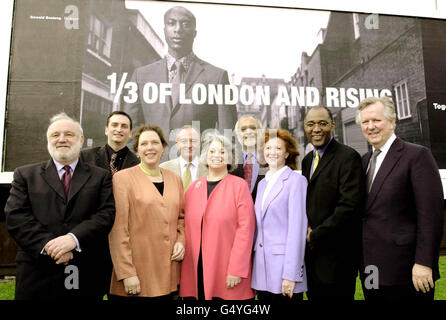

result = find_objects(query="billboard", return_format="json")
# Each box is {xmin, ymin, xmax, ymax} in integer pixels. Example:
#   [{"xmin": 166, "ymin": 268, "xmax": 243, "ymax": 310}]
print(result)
[{"xmin": 4, "ymin": 0, "xmax": 446, "ymax": 171}]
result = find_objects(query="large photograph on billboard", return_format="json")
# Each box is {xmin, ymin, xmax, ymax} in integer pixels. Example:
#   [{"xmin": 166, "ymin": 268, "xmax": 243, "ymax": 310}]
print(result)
[{"xmin": 4, "ymin": 0, "xmax": 446, "ymax": 171}]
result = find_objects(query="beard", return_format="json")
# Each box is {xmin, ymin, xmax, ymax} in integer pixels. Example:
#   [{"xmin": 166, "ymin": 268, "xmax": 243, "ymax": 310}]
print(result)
[{"xmin": 48, "ymin": 140, "xmax": 82, "ymax": 164}]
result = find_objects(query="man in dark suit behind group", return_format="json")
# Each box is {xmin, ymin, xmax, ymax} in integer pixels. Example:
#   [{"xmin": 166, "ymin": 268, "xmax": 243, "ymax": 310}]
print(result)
[
  {"xmin": 5, "ymin": 113, "xmax": 115, "ymax": 299},
  {"xmin": 302, "ymin": 106, "xmax": 365, "ymax": 300},
  {"xmin": 124, "ymin": 6, "xmax": 237, "ymax": 141},
  {"xmin": 357, "ymin": 96, "xmax": 443, "ymax": 301},
  {"xmin": 232, "ymin": 114, "xmax": 265, "ymax": 201},
  {"xmin": 80, "ymin": 110, "xmax": 138, "ymax": 297}
]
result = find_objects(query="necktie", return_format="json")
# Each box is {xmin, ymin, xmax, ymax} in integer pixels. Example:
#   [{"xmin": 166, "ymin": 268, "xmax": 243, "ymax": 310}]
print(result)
[
  {"xmin": 110, "ymin": 153, "xmax": 118, "ymax": 175},
  {"xmin": 244, "ymin": 153, "xmax": 253, "ymax": 190},
  {"xmin": 182, "ymin": 162, "xmax": 192, "ymax": 190},
  {"xmin": 61, "ymin": 165, "xmax": 71, "ymax": 197},
  {"xmin": 366, "ymin": 149, "xmax": 382, "ymax": 192},
  {"xmin": 171, "ymin": 61, "xmax": 183, "ymax": 108},
  {"xmin": 312, "ymin": 150, "xmax": 320, "ymax": 174}
]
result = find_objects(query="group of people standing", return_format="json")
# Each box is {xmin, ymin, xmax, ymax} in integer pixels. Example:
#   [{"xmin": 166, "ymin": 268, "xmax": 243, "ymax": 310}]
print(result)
[{"xmin": 5, "ymin": 94, "xmax": 444, "ymax": 302}]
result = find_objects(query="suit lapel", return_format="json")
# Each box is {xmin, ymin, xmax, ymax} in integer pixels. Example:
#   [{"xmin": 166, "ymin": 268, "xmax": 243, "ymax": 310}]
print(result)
[
  {"xmin": 96, "ymin": 146, "xmax": 109, "ymax": 169},
  {"xmin": 366, "ymin": 138, "xmax": 403, "ymax": 211},
  {"xmin": 171, "ymin": 59, "xmax": 204, "ymax": 118},
  {"xmin": 41, "ymin": 160, "xmax": 66, "ymax": 201},
  {"xmin": 68, "ymin": 160, "xmax": 91, "ymax": 203},
  {"xmin": 309, "ymin": 140, "xmax": 337, "ymax": 183},
  {"xmin": 261, "ymin": 167, "xmax": 290, "ymax": 219}
]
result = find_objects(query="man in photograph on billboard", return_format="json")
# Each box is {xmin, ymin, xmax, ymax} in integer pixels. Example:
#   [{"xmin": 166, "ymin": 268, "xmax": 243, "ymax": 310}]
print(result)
[
  {"xmin": 4, "ymin": 113, "xmax": 115, "ymax": 299},
  {"xmin": 124, "ymin": 6, "xmax": 237, "ymax": 142},
  {"xmin": 302, "ymin": 106, "xmax": 365, "ymax": 300},
  {"xmin": 80, "ymin": 110, "xmax": 138, "ymax": 297},
  {"xmin": 357, "ymin": 96, "xmax": 444, "ymax": 301}
]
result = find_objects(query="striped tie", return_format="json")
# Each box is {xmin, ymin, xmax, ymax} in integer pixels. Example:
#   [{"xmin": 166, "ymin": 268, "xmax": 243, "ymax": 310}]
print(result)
[{"xmin": 110, "ymin": 153, "xmax": 118, "ymax": 175}]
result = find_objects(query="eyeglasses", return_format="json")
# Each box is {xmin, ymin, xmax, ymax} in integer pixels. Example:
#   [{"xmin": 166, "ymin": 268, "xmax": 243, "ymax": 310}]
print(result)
[{"xmin": 304, "ymin": 121, "xmax": 331, "ymax": 129}]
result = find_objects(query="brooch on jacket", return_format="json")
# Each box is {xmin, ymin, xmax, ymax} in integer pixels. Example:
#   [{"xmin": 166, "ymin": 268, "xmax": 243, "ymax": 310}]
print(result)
[{"xmin": 195, "ymin": 181, "xmax": 201, "ymax": 189}]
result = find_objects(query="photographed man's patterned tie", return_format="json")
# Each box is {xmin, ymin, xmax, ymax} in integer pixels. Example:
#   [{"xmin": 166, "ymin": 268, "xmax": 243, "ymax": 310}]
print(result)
[
  {"xmin": 61, "ymin": 165, "xmax": 71, "ymax": 198},
  {"xmin": 110, "ymin": 153, "xmax": 118, "ymax": 175},
  {"xmin": 182, "ymin": 162, "xmax": 192, "ymax": 190},
  {"xmin": 244, "ymin": 153, "xmax": 253, "ymax": 190},
  {"xmin": 171, "ymin": 61, "xmax": 184, "ymax": 108},
  {"xmin": 367, "ymin": 149, "xmax": 382, "ymax": 192}
]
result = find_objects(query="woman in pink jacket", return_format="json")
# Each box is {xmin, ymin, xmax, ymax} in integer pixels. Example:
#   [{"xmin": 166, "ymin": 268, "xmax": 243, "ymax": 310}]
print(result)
[{"xmin": 180, "ymin": 133, "xmax": 255, "ymax": 300}]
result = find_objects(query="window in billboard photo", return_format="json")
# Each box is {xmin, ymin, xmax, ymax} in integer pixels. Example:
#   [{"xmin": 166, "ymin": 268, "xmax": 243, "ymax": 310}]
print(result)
[{"xmin": 4, "ymin": 0, "xmax": 446, "ymax": 171}]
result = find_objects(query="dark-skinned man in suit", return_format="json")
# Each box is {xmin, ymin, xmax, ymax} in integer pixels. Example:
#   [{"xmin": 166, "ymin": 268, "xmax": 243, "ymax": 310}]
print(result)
[{"xmin": 302, "ymin": 106, "xmax": 365, "ymax": 300}]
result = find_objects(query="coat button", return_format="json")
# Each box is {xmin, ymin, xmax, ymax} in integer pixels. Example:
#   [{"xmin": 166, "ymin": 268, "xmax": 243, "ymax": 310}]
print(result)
[{"xmin": 259, "ymin": 243, "xmax": 263, "ymax": 247}]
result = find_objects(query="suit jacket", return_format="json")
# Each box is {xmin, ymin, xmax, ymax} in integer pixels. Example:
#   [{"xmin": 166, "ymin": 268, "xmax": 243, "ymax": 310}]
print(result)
[
  {"xmin": 80, "ymin": 145, "xmax": 139, "ymax": 173},
  {"xmin": 251, "ymin": 167, "xmax": 308, "ymax": 294},
  {"xmin": 302, "ymin": 139, "xmax": 365, "ymax": 284},
  {"xmin": 232, "ymin": 163, "xmax": 264, "ymax": 202},
  {"xmin": 159, "ymin": 157, "xmax": 208, "ymax": 187},
  {"xmin": 4, "ymin": 159, "xmax": 115, "ymax": 299},
  {"xmin": 109, "ymin": 167, "xmax": 185, "ymax": 297},
  {"xmin": 179, "ymin": 174, "xmax": 255, "ymax": 300},
  {"xmin": 124, "ymin": 57, "xmax": 237, "ymax": 136},
  {"xmin": 362, "ymin": 137, "xmax": 444, "ymax": 286}
]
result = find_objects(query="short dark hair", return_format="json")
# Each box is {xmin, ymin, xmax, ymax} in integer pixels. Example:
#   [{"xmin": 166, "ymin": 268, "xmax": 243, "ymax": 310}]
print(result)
[
  {"xmin": 106, "ymin": 111, "xmax": 133, "ymax": 130},
  {"xmin": 164, "ymin": 6, "xmax": 196, "ymax": 29},
  {"xmin": 304, "ymin": 106, "xmax": 334, "ymax": 123},
  {"xmin": 133, "ymin": 124, "xmax": 168, "ymax": 153},
  {"xmin": 263, "ymin": 128, "xmax": 299, "ymax": 170}
]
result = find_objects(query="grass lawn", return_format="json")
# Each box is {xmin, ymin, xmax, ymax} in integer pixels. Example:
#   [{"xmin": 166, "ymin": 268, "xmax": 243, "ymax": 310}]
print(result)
[{"xmin": 1, "ymin": 256, "xmax": 446, "ymax": 300}]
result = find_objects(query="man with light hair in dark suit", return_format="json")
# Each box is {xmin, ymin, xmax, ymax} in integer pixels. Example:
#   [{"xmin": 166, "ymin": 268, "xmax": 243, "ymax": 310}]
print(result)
[{"xmin": 357, "ymin": 96, "xmax": 443, "ymax": 301}]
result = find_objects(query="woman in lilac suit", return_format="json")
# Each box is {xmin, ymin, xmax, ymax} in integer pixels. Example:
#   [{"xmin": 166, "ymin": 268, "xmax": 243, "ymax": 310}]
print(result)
[{"xmin": 251, "ymin": 129, "xmax": 308, "ymax": 301}]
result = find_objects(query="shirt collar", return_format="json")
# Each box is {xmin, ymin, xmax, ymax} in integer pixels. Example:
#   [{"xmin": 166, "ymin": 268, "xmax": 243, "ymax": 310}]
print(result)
[
  {"xmin": 243, "ymin": 150, "xmax": 258, "ymax": 162},
  {"xmin": 53, "ymin": 158, "xmax": 79, "ymax": 172},
  {"xmin": 179, "ymin": 155, "xmax": 199, "ymax": 168},
  {"xmin": 166, "ymin": 52, "xmax": 196, "ymax": 73},
  {"xmin": 373, "ymin": 133, "xmax": 396, "ymax": 154},
  {"xmin": 265, "ymin": 165, "xmax": 288, "ymax": 181},
  {"xmin": 106, "ymin": 144, "xmax": 129, "ymax": 158}
]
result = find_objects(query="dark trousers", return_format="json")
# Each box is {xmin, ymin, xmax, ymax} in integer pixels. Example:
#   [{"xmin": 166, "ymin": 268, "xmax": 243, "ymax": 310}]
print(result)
[
  {"xmin": 256, "ymin": 290, "xmax": 303, "ymax": 302},
  {"xmin": 362, "ymin": 284, "xmax": 435, "ymax": 301},
  {"xmin": 306, "ymin": 270, "xmax": 357, "ymax": 301},
  {"xmin": 108, "ymin": 291, "xmax": 177, "ymax": 301}
]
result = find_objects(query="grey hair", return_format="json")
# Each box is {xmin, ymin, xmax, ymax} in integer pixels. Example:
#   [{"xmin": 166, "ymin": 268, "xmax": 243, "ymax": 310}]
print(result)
[
  {"xmin": 200, "ymin": 133, "xmax": 236, "ymax": 172},
  {"xmin": 47, "ymin": 112, "xmax": 83, "ymax": 138},
  {"xmin": 355, "ymin": 96, "xmax": 396, "ymax": 125},
  {"xmin": 234, "ymin": 114, "xmax": 264, "ymax": 145}
]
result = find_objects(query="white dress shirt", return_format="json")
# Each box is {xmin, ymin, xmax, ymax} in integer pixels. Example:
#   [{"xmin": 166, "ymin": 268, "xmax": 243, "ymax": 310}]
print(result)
[{"xmin": 367, "ymin": 133, "xmax": 397, "ymax": 185}]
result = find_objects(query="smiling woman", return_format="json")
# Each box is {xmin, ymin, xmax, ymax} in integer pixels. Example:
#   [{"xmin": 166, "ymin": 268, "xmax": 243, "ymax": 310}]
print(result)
[{"xmin": 108, "ymin": 124, "xmax": 186, "ymax": 300}]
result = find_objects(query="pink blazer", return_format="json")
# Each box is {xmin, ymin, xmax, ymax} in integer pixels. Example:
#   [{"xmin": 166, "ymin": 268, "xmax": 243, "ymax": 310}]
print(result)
[{"xmin": 179, "ymin": 174, "xmax": 255, "ymax": 300}]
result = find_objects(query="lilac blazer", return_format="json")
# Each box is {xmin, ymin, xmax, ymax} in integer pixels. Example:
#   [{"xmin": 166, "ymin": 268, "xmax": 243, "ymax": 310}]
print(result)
[{"xmin": 251, "ymin": 166, "xmax": 308, "ymax": 294}]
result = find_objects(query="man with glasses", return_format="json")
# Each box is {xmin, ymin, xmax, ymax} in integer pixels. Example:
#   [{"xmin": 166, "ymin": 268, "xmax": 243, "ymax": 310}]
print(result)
[
  {"xmin": 232, "ymin": 114, "xmax": 265, "ymax": 201},
  {"xmin": 160, "ymin": 125, "xmax": 207, "ymax": 190},
  {"xmin": 301, "ymin": 106, "xmax": 365, "ymax": 300}
]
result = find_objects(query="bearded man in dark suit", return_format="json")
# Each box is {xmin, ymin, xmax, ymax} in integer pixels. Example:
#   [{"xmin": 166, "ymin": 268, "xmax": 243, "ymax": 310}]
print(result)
[
  {"xmin": 5, "ymin": 113, "xmax": 115, "ymax": 300},
  {"xmin": 357, "ymin": 96, "xmax": 443, "ymax": 301}
]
